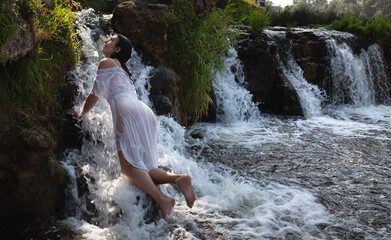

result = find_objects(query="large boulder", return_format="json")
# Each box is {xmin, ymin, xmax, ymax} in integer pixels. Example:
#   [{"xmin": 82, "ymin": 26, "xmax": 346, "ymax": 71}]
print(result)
[
  {"xmin": 111, "ymin": 0, "xmax": 216, "ymax": 64},
  {"xmin": 237, "ymin": 33, "xmax": 303, "ymax": 116},
  {"xmin": 112, "ymin": 0, "xmax": 169, "ymax": 64},
  {"xmin": 0, "ymin": 1, "xmax": 35, "ymax": 65}
]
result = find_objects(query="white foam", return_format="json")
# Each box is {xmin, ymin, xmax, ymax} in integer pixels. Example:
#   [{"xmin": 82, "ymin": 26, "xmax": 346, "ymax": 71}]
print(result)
[
  {"xmin": 213, "ymin": 47, "xmax": 260, "ymax": 122},
  {"xmin": 61, "ymin": 9, "xmax": 391, "ymax": 239}
]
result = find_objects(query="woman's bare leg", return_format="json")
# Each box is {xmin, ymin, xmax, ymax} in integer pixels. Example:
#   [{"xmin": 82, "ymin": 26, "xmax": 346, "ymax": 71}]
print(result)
[
  {"xmin": 118, "ymin": 152, "xmax": 175, "ymax": 218},
  {"xmin": 149, "ymin": 168, "xmax": 196, "ymax": 208}
]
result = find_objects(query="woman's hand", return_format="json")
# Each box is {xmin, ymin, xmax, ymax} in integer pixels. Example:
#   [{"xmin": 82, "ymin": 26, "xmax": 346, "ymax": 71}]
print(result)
[
  {"xmin": 68, "ymin": 94, "xmax": 98, "ymax": 118},
  {"xmin": 67, "ymin": 106, "xmax": 83, "ymax": 118}
]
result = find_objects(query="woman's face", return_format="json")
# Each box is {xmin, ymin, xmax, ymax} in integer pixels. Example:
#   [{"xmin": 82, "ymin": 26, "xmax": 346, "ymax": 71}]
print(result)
[{"xmin": 102, "ymin": 35, "xmax": 120, "ymax": 57}]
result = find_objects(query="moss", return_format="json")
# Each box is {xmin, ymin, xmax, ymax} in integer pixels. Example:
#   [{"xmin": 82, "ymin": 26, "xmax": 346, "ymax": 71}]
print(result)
[
  {"xmin": 0, "ymin": 0, "xmax": 79, "ymax": 128},
  {"xmin": 0, "ymin": 2, "xmax": 18, "ymax": 48}
]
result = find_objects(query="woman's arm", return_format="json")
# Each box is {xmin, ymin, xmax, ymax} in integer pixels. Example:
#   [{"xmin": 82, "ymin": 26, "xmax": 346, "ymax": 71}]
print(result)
[
  {"xmin": 80, "ymin": 94, "xmax": 99, "ymax": 116},
  {"xmin": 68, "ymin": 59, "xmax": 114, "ymax": 117}
]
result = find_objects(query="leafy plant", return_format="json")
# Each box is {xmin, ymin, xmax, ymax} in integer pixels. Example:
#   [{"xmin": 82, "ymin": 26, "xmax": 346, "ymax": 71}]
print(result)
[
  {"xmin": 329, "ymin": 15, "xmax": 364, "ymax": 36},
  {"xmin": 224, "ymin": 0, "xmax": 257, "ymax": 24},
  {"xmin": 245, "ymin": 9, "xmax": 270, "ymax": 33},
  {"xmin": 168, "ymin": 0, "xmax": 237, "ymax": 124}
]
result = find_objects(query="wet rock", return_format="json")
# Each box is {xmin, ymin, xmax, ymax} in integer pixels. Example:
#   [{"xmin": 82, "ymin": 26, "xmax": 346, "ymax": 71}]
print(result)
[
  {"xmin": 20, "ymin": 128, "xmax": 51, "ymax": 152},
  {"xmin": 201, "ymin": 89, "xmax": 217, "ymax": 123},
  {"xmin": 237, "ymin": 32, "xmax": 303, "ymax": 116},
  {"xmin": 288, "ymin": 30, "xmax": 330, "ymax": 89},
  {"xmin": 0, "ymin": 1, "xmax": 35, "ymax": 65},
  {"xmin": 149, "ymin": 66, "xmax": 180, "ymax": 118}
]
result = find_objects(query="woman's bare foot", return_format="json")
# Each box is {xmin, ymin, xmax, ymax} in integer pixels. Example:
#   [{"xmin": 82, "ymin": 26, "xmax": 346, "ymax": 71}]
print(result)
[
  {"xmin": 176, "ymin": 174, "xmax": 196, "ymax": 208},
  {"xmin": 158, "ymin": 196, "xmax": 175, "ymax": 219}
]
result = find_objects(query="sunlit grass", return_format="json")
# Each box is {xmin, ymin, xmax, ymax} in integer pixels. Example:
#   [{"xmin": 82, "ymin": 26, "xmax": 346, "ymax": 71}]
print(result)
[{"xmin": 0, "ymin": 0, "xmax": 80, "ymax": 127}]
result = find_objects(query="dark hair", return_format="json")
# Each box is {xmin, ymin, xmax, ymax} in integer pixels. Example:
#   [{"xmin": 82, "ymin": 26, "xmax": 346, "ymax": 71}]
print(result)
[{"xmin": 110, "ymin": 34, "xmax": 133, "ymax": 79}]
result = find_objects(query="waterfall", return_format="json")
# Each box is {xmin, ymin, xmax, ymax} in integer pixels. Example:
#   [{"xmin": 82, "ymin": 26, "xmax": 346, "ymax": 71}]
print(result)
[
  {"xmin": 366, "ymin": 44, "xmax": 391, "ymax": 103},
  {"xmin": 265, "ymin": 30, "xmax": 325, "ymax": 118},
  {"xmin": 213, "ymin": 47, "xmax": 260, "ymax": 123},
  {"xmin": 60, "ymin": 9, "xmax": 331, "ymax": 239},
  {"xmin": 327, "ymin": 39, "xmax": 376, "ymax": 105},
  {"xmin": 312, "ymin": 29, "xmax": 391, "ymax": 106}
]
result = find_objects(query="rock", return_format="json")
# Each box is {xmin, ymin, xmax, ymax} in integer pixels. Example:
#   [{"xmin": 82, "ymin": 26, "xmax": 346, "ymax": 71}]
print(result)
[
  {"xmin": 0, "ymin": 1, "xmax": 35, "ymax": 65},
  {"xmin": 13, "ymin": 155, "xmax": 63, "ymax": 216},
  {"xmin": 112, "ymin": 0, "xmax": 169, "ymax": 64},
  {"xmin": 0, "ymin": 113, "xmax": 65, "ymax": 217},
  {"xmin": 149, "ymin": 66, "xmax": 180, "ymax": 118},
  {"xmin": 0, "ymin": 153, "xmax": 12, "ymax": 169},
  {"xmin": 237, "ymin": 33, "xmax": 303, "ymax": 116},
  {"xmin": 112, "ymin": 0, "xmax": 216, "ymax": 64},
  {"xmin": 194, "ymin": 0, "xmax": 216, "ymax": 15},
  {"xmin": 289, "ymin": 30, "xmax": 330, "ymax": 88},
  {"xmin": 20, "ymin": 128, "xmax": 51, "ymax": 152},
  {"xmin": 200, "ymin": 89, "xmax": 217, "ymax": 123}
]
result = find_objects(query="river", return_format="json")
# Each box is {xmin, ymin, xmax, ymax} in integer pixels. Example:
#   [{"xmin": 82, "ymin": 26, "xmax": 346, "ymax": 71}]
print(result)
[{"xmin": 38, "ymin": 9, "xmax": 391, "ymax": 240}]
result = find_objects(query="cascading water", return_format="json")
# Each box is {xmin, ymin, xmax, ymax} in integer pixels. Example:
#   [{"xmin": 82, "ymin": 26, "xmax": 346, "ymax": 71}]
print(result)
[
  {"xmin": 265, "ymin": 30, "xmax": 325, "ymax": 118},
  {"xmin": 54, "ymin": 9, "xmax": 391, "ymax": 240},
  {"xmin": 187, "ymin": 28, "xmax": 391, "ymax": 240},
  {"xmin": 59, "ymin": 9, "xmax": 335, "ymax": 239},
  {"xmin": 327, "ymin": 39, "xmax": 376, "ymax": 105},
  {"xmin": 213, "ymin": 47, "xmax": 260, "ymax": 123},
  {"xmin": 311, "ymin": 28, "xmax": 391, "ymax": 106}
]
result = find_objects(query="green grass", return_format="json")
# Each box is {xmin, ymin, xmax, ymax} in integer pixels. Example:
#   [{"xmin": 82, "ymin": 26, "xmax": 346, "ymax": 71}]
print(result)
[
  {"xmin": 224, "ymin": 0, "xmax": 257, "ymax": 24},
  {"xmin": 245, "ymin": 9, "xmax": 270, "ymax": 33},
  {"xmin": 0, "ymin": 0, "xmax": 79, "ymax": 127},
  {"xmin": 168, "ymin": 0, "xmax": 238, "ymax": 124}
]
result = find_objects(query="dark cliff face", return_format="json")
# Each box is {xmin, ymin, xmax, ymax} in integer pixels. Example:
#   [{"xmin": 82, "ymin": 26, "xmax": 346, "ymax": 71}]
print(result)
[
  {"xmin": 236, "ymin": 28, "xmax": 390, "ymax": 116},
  {"xmin": 236, "ymin": 33, "xmax": 303, "ymax": 116}
]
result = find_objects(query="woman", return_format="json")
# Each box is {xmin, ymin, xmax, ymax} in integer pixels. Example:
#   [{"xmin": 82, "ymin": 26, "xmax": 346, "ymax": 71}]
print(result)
[{"xmin": 70, "ymin": 34, "xmax": 196, "ymax": 218}]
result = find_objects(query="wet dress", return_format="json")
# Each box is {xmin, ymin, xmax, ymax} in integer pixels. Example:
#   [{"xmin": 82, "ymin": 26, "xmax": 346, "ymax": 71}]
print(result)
[{"xmin": 91, "ymin": 58, "xmax": 159, "ymax": 173}]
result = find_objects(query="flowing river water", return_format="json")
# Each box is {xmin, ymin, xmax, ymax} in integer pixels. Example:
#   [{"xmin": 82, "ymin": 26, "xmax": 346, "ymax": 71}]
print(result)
[{"xmin": 27, "ymin": 9, "xmax": 391, "ymax": 239}]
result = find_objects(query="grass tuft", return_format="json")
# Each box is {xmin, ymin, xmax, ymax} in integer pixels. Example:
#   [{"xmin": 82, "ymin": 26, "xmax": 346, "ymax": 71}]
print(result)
[{"xmin": 168, "ymin": 0, "xmax": 238, "ymax": 124}]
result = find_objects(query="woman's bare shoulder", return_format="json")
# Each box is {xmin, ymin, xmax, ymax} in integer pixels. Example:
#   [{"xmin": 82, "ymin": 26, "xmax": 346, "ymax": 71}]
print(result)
[{"xmin": 98, "ymin": 58, "xmax": 116, "ymax": 69}]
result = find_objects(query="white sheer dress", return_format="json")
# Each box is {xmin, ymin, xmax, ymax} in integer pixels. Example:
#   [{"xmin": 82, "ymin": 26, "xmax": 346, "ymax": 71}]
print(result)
[{"xmin": 91, "ymin": 58, "xmax": 159, "ymax": 173}]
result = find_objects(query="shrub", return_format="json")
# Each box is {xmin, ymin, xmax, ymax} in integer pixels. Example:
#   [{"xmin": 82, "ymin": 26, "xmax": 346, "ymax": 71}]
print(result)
[
  {"xmin": 269, "ymin": 5, "xmax": 335, "ymax": 27},
  {"xmin": 329, "ymin": 15, "xmax": 364, "ymax": 36},
  {"xmin": 224, "ymin": 0, "xmax": 257, "ymax": 24}
]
